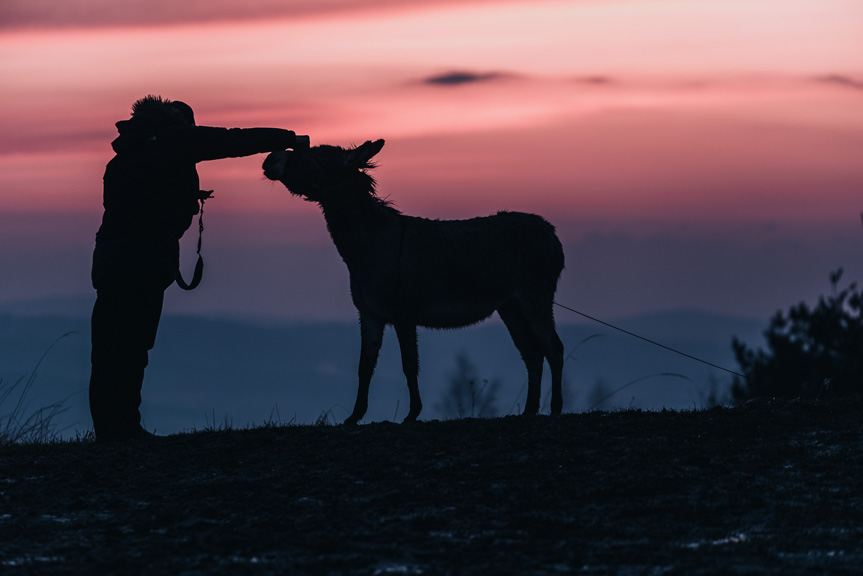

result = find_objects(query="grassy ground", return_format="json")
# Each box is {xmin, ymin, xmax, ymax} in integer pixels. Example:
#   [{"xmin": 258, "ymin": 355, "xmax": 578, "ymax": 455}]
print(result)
[{"xmin": 2, "ymin": 399, "xmax": 862, "ymax": 575}]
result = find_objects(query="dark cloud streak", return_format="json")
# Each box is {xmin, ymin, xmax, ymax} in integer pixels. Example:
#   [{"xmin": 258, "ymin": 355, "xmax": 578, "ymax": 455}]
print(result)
[
  {"xmin": 574, "ymin": 75, "xmax": 616, "ymax": 85},
  {"xmin": 423, "ymin": 71, "xmax": 506, "ymax": 86},
  {"xmin": 816, "ymin": 74, "xmax": 863, "ymax": 92},
  {"xmin": 0, "ymin": 0, "xmax": 527, "ymax": 30}
]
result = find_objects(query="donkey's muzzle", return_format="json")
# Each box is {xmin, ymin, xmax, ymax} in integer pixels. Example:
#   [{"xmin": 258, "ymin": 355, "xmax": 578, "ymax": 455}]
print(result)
[{"xmin": 263, "ymin": 150, "xmax": 290, "ymax": 180}]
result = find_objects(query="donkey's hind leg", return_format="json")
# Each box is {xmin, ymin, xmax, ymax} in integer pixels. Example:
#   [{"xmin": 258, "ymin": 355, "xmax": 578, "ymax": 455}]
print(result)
[
  {"xmin": 394, "ymin": 323, "xmax": 422, "ymax": 422},
  {"xmin": 346, "ymin": 313, "xmax": 385, "ymax": 425},
  {"xmin": 546, "ymin": 329, "xmax": 565, "ymax": 415},
  {"xmin": 524, "ymin": 299, "xmax": 565, "ymax": 415},
  {"xmin": 498, "ymin": 301, "xmax": 545, "ymax": 415}
]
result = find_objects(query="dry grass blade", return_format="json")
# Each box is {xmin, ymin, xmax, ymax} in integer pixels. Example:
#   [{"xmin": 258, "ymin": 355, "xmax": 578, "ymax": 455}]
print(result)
[
  {"xmin": 0, "ymin": 331, "xmax": 76, "ymax": 444},
  {"xmin": 590, "ymin": 372, "xmax": 693, "ymax": 410}
]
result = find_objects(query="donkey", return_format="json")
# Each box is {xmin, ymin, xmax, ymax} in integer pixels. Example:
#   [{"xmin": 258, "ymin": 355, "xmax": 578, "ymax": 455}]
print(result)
[{"xmin": 263, "ymin": 139, "xmax": 565, "ymax": 424}]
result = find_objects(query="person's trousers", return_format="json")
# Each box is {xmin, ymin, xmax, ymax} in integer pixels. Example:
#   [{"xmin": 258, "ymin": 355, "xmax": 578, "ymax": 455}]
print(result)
[{"xmin": 89, "ymin": 283, "xmax": 165, "ymax": 438}]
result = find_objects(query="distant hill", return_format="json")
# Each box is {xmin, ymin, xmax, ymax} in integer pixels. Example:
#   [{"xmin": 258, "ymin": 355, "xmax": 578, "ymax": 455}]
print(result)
[{"xmin": 1, "ymin": 300, "xmax": 764, "ymax": 437}]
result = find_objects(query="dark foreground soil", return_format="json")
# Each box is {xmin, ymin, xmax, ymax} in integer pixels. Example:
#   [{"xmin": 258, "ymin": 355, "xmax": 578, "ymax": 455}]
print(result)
[{"xmin": 2, "ymin": 400, "xmax": 862, "ymax": 575}]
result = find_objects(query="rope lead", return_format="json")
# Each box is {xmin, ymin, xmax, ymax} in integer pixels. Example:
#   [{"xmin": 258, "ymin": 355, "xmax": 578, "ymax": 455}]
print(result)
[{"xmin": 553, "ymin": 300, "xmax": 746, "ymax": 379}]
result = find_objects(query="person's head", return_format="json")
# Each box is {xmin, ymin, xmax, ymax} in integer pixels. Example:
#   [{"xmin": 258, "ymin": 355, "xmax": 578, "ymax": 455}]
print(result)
[
  {"xmin": 168, "ymin": 100, "xmax": 195, "ymax": 126},
  {"xmin": 130, "ymin": 95, "xmax": 195, "ymax": 127}
]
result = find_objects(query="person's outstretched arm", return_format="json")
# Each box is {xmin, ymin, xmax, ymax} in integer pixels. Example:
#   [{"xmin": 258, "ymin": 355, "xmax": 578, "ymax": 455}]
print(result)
[{"xmin": 168, "ymin": 126, "xmax": 310, "ymax": 163}]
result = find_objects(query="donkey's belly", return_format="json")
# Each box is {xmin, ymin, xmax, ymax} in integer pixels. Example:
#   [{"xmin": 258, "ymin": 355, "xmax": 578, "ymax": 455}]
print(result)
[{"xmin": 412, "ymin": 301, "xmax": 498, "ymax": 329}]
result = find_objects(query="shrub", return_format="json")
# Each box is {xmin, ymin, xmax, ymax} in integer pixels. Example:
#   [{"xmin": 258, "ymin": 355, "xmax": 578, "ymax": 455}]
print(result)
[{"xmin": 731, "ymin": 268, "xmax": 863, "ymax": 401}]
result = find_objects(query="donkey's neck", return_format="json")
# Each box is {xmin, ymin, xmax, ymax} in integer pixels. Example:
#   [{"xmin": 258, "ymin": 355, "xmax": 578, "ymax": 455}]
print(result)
[{"xmin": 318, "ymin": 188, "xmax": 400, "ymax": 265}]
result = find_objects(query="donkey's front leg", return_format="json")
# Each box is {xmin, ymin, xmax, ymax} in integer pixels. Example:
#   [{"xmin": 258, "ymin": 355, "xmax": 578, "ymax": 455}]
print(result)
[
  {"xmin": 345, "ymin": 313, "xmax": 385, "ymax": 425},
  {"xmin": 394, "ymin": 323, "xmax": 422, "ymax": 422}
]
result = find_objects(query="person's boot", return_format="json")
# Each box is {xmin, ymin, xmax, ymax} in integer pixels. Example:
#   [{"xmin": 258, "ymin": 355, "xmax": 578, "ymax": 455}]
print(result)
[{"xmin": 96, "ymin": 424, "xmax": 156, "ymax": 442}]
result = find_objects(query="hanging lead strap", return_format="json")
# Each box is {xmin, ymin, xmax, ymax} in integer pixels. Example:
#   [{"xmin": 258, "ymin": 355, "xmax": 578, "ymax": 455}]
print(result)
[{"xmin": 176, "ymin": 191, "xmax": 212, "ymax": 291}]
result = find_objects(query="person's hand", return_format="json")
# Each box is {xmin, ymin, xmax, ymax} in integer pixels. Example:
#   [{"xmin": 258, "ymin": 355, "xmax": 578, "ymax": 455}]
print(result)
[{"xmin": 294, "ymin": 135, "xmax": 310, "ymax": 150}]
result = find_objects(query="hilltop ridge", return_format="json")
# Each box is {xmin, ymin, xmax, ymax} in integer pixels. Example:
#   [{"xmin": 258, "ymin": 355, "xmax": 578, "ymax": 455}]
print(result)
[{"xmin": 2, "ymin": 402, "xmax": 861, "ymax": 574}]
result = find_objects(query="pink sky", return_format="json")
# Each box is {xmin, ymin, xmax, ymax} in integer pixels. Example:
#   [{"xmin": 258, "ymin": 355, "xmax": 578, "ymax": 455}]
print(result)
[{"xmin": 1, "ymin": 0, "xmax": 862, "ymax": 319}]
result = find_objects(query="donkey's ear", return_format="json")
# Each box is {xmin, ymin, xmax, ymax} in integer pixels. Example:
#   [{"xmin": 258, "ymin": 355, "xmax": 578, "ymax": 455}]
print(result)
[{"xmin": 345, "ymin": 139, "xmax": 385, "ymax": 169}]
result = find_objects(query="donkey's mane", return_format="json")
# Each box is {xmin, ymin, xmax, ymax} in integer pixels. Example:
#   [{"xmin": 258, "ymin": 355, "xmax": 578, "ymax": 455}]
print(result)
[{"xmin": 348, "ymin": 159, "xmax": 401, "ymax": 215}]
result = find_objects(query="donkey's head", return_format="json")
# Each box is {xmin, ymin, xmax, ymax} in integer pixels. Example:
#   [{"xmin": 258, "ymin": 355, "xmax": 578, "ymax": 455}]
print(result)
[{"xmin": 263, "ymin": 139, "xmax": 385, "ymax": 203}]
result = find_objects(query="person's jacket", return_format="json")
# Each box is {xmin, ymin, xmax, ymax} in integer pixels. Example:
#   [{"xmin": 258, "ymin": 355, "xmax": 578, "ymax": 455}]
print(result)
[{"xmin": 93, "ymin": 117, "xmax": 299, "ymax": 289}]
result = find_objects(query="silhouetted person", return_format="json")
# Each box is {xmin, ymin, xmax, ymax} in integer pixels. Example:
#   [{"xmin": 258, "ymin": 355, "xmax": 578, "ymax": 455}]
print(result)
[{"xmin": 90, "ymin": 95, "xmax": 309, "ymax": 441}]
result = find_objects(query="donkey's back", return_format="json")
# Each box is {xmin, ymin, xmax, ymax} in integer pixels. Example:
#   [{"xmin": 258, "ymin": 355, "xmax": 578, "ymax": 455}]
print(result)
[{"xmin": 394, "ymin": 210, "xmax": 564, "ymax": 328}]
